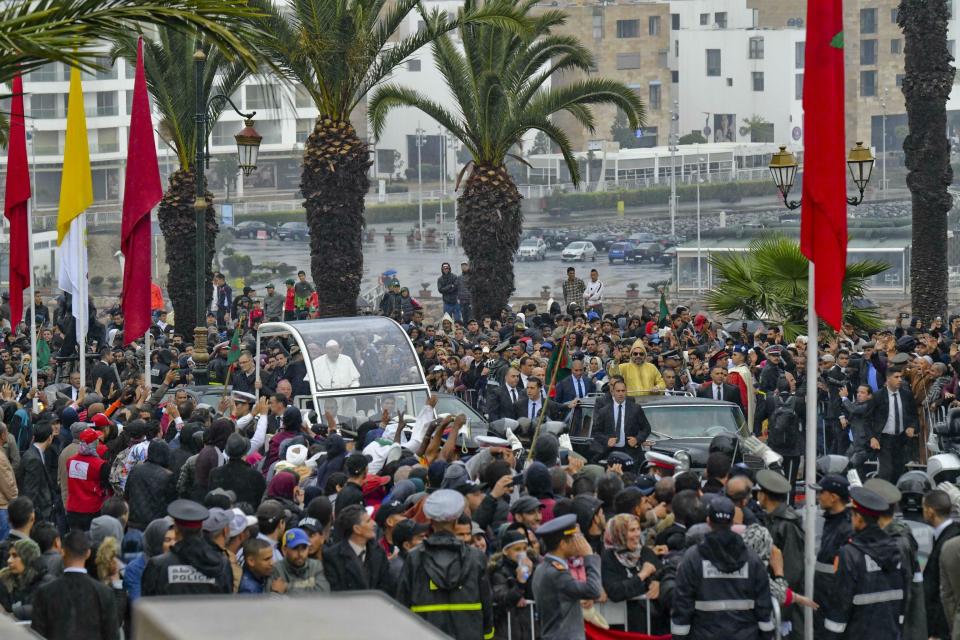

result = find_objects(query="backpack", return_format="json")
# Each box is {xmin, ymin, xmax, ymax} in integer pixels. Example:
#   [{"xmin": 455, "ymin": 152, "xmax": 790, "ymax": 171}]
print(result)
[{"xmin": 768, "ymin": 395, "xmax": 800, "ymax": 451}]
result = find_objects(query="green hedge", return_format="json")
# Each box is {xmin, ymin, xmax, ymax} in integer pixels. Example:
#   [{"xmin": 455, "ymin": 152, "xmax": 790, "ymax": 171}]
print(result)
[
  {"xmin": 235, "ymin": 200, "xmax": 457, "ymax": 225},
  {"xmin": 543, "ymin": 180, "xmax": 776, "ymax": 211}
]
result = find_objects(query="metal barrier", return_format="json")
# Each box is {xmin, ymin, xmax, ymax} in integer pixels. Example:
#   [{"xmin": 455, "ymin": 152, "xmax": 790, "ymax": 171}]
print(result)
[
  {"xmin": 594, "ymin": 595, "xmax": 652, "ymax": 634},
  {"xmin": 505, "ymin": 599, "xmax": 536, "ymax": 640}
]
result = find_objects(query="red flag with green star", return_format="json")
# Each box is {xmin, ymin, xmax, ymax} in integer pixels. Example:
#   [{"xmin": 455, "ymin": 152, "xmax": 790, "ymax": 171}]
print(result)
[{"xmin": 801, "ymin": 0, "xmax": 846, "ymax": 330}]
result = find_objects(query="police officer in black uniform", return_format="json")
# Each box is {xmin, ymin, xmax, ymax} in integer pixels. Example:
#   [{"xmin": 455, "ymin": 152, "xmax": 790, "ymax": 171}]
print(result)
[
  {"xmin": 670, "ymin": 496, "xmax": 774, "ymax": 640},
  {"xmin": 141, "ymin": 499, "xmax": 233, "ymax": 596},
  {"xmin": 810, "ymin": 474, "xmax": 852, "ymax": 634},
  {"xmin": 823, "ymin": 487, "xmax": 905, "ymax": 640}
]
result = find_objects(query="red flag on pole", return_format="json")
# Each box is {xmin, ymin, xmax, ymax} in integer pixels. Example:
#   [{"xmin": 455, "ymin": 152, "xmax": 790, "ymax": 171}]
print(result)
[
  {"xmin": 4, "ymin": 74, "xmax": 31, "ymax": 330},
  {"xmin": 121, "ymin": 37, "xmax": 163, "ymax": 345},
  {"xmin": 801, "ymin": 0, "xmax": 846, "ymax": 330}
]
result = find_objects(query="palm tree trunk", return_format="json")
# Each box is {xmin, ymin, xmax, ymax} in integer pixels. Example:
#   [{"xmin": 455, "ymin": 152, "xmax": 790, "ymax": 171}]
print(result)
[
  {"xmin": 900, "ymin": 0, "xmax": 955, "ymax": 323},
  {"xmin": 158, "ymin": 168, "xmax": 217, "ymax": 331},
  {"xmin": 458, "ymin": 164, "xmax": 523, "ymax": 318},
  {"xmin": 301, "ymin": 116, "xmax": 371, "ymax": 317}
]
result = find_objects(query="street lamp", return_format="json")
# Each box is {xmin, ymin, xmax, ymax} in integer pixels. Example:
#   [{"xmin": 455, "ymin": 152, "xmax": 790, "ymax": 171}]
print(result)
[
  {"xmin": 192, "ymin": 47, "xmax": 262, "ymax": 385},
  {"xmin": 669, "ymin": 100, "xmax": 679, "ymax": 237},
  {"xmin": 694, "ymin": 156, "xmax": 704, "ymax": 293},
  {"xmin": 767, "ymin": 142, "xmax": 875, "ymax": 210},
  {"xmin": 880, "ymin": 87, "xmax": 888, "ymax": 195},
  {"xmin": 415, "ymin": 124, "xmax": 426, "ymax": 245}
]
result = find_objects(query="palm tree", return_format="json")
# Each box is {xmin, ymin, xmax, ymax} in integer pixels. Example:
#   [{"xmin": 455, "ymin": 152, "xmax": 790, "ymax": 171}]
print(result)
[
  {"xmin": 0, "ymin": 0, "xmax": 263, "ymax": 85},
  {"xmin": 705, "ymin": 234, "xmax": 888, "ymax": 340},
  {"xmin": 899, "ymin": 0, "xmax": 955, "ymax": 323},
  {"xmin": 250, "ymin": 0, "xmax": 524, "ymax": 317},
  {"xmin": 112, "ymin": 29, "xmax": 252, "ymax": 328},
  {"xmin": 369, "ymin": 0, "xmax": 644, "ymax": 317}
]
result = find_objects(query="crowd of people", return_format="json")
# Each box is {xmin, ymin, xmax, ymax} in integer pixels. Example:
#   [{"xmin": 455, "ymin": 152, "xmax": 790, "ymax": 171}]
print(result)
[{"xmin": 0, "ymin": 262, "xmax": 956, "ymax": 640}]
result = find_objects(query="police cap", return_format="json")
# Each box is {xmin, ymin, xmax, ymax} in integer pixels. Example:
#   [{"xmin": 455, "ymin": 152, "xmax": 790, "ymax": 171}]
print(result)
[
  {"xmin": 850, "ymin": 486, "xmax": 888, "ymax": 517},
  {"xmin": 890, "ymin": 352, "xmax": 911, "ymax": 365},
  {"xmin": 536, "ymin": 513, "xmax": 579, "ymax": 538},
  {"xmin": 423, "ymin": 489, "xmax": 465, "ymax": 522},
  {"xmin": 810, "ymin": 474, "xmax": 850, "ymax": 501},
  {"xmin": 863, "ymin": 478, "xmax": 902, "ymax": 507},
  {"xmin": 168, "ymin": 499, "xmax": 209, "ymax": 529},
  {"xmin": 708, "ymin": 495, "xmax": 736, "ymax": 525},
  {"xmin": 756, "ymin": 469, "xmax": 792, "ymax": 496}
]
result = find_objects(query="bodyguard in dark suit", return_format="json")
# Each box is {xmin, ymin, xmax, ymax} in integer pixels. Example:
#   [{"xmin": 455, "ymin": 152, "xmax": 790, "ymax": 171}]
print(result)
[
  {"xmin": 696, "ymin": 365, "xmax": 743, "ymax": 408},
  {"xmin": 592, "ymin": 379, "xmax": 651, "ymax": 463},
  {"xmin": 31, "ymin": 530, "xmax": 119, "ymax": 640},
  {"xmin": 868, "ymin": 365, "xmax": 918, "ymax": 482},
  {"xmin": 922, "ymin": 490, "xmax": 960, "ymax": 638},
  {"xmin": 513, "ymin": 378, "xmax": 564, "ymax": 424},
  {"xmin": 15, "ymin": 421, "xmax": 55, "ymax": 522},
  {"xmin": 485, "ymin": 367, "xmax": 522, "ymax": 422},
  {"xmin": 554, "ymin": 360, "xmax": 596, "ymax": 405},
  {"xmin": 324, "ymin": 504, "xmax": 394, "ymax": 596}
]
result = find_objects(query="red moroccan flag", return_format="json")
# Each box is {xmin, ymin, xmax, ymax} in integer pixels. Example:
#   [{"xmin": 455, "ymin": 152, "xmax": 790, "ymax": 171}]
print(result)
[
  {"xmin": 801, "ymin": 0, "xmax": 846, "ymax": 330},
  {"xmin": 121, "ymin": 37, "xmax": 163, "ymax": 345},
  {"xmin": 4, "ymin": 74, "xmax": 31, "ymax": 329}
]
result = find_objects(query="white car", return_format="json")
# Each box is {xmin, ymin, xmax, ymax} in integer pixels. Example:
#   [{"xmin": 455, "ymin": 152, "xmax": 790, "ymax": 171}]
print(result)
[
  {"xmin": 518, "ymin": 238, "xmax": 547, "ymax": 261},
  {"xmin": 561, "ymin": 241, "xmax": 598, "ymax": 262}
]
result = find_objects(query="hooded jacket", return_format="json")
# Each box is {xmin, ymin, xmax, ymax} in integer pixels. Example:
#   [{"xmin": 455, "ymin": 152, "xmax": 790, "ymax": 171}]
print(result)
[
  {"xmin": 125, "ymin": 441, "xmax": 175, "ymax": 530},
  {"xmin": 437, "ymin": 266, "xmax": 459, "ymax": 305},
  {"xmin": 268, "ymin": 557, "xmax": 330, "ymax": 593},
  {"xmin": 883, "ymin": 519, "xmax": 925, "ymax": 640},
  {"xmin": 671, "ymin": 528, "xmax": 774, "ymax": 640},
  {"xmin": 141, "ymin": 535, "xmax": 232, "ymax": 596},
  {"xmin": 396, "ymin": 530, "xmax": 493, "ymax": 640},
  {"xmin": 209, "ymin": 456, "xmax": 267, "ymax": 509},
  {"xmin": 489, "ymin": 553, "xmax": 533, "ymax": 640},
  {"xmin": 124, "ymin": 517, "xmax": 173, "ymax": 601},
  {"xmin": 823, "ymin": 525, "xmax": 905, "ymax": 640}
]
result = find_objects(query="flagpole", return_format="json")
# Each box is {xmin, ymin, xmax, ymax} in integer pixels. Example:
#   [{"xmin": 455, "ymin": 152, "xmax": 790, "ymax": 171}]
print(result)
[
  {"xmin": 27, "ymin": 199, "xmax": 37, "ymax": 412},
  {"xmin": 78, "ymin": 213, "xmax": 87, "ymax": 390},
  {"xmin": 144, "ymin": 326, "xmax": 151, "ymax": 388},
  {"xmin": 803, "ymin": 264, "xmax": 817, "ymax": 640}
]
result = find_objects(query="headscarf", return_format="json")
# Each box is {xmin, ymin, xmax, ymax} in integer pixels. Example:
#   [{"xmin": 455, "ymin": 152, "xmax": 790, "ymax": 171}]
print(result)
[
  {"xmin": 603, "ymin": 514, "xmax": 644, "ymax": 569},
  {"xmin": 0, "ymin": 538, "xmax": 43, "ymax": 591},
  {"xmin": 268, "ymin": 470, "xmax": 298, "ymax": 500},
  {"xmin": 741, "ymin": 523, "xmax": 773, "ymax": 563},
  {"xmin": 142, "ymin": 517, "xmax": 174, "ymax": 558}
]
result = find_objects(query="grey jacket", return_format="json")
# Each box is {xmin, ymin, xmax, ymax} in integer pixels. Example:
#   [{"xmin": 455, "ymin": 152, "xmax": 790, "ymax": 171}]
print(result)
[
  {"xmin": 532, "ymin": 554, "xmax": 602, "ymax": 640},
  {"xmin": 262, "ymin": 292, "xmax": 284, "ymax": 320},
  {"xmin": 940, "ymin": 534, "xmax": 960, "ymax": 640},
  {"xmin": 269, "ymin": 558, "xmax": 330, "ymax": 593}
]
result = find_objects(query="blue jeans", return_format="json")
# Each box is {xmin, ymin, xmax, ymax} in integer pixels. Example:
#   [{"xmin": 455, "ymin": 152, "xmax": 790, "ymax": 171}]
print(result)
[
  {"xmin": 442, "ymin": 302, "xmax": 462, "ymax": 323},
  {"xmin": 0, "ymin": 508, "xmax": 9, "ymax": 541}
]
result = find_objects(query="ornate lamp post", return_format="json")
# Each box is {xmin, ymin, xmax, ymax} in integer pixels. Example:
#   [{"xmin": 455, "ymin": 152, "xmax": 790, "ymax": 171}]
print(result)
[
  {"xmin": 768, "ymin": 142, "xmax": 875, "ymax": 210},
  {"xmin": 192, "ymin": 47, "xmax": 262, "ymax": 384}
]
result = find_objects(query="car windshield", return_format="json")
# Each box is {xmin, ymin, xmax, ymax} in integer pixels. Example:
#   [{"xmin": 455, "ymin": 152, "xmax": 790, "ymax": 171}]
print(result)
[
  {"xmin": 568, "ymin": 242, "xmax": 584, "ymax": 249},
  {"xmin": 611, "ymin": 244, "xmax": 626, "ymax": 251},
  {"xmin": 642, "ymin": 404, "xmax": 744, "ymax": 438},
  {"xmin": 521, "ymin": 240, "xmax": 539, "ymax": 247}
]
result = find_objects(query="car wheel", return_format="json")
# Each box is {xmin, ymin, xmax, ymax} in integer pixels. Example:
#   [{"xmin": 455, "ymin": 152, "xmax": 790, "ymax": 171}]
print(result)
[{"xmin": 591, "ymin": 254, "xmax": 596, "ymax": 262}]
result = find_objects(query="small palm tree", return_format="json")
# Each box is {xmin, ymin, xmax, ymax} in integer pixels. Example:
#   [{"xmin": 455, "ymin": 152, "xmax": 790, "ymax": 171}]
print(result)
[
  {"xmin": 705, "ymin": 234, "xmax": 888, "ymax": 339},
  {"xmin": 251, "ymin": 0, "xmax": 523, "ymax": 317},
  {"xmin": 370, "ymin": 0, "xmax": 644, "ymax": 316},
  {"xmin": 0, "ymin": 0, "xmax": 262, "ymax": 86},
  {"xmin": 112, "ymin": 29, "xmax": 253, "ymax": 328}
]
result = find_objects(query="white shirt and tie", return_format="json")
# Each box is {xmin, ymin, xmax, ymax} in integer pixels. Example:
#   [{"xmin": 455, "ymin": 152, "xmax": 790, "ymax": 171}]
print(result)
[
  {"xmin": 613, "ymin": 400, "xmax": 626, "ymax": 447},
  {"xmin": 712, "ymin": 384, "xmax": 722, "ymax": 401},
  {"xmin": 527, "ymin": 398, "xmax": 541, "ymax": 420},
  {"xmin": 571, "ymin": 376, "xmax": 587, "ymax": 399},
  {"xmin": 507, "ymin": 385, "xmax": 520, "ymax": 404},
  {"xmin": 882, "ymin": 388, "xmax": 903, "ymax": 436}
]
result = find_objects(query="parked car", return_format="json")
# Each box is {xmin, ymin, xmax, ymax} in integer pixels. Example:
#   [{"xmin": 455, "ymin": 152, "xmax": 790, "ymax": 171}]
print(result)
[
  {"xmin": 628, "ymin": 232, "xmax": 657, "ymax": 244},
  {"xmin": 544, "ymin": 229, "xmax": 574, "ymax": 250},
  {"xmin": 277, "ymin": 221, "xmax": 309, "ymax": 241},
  {"xmin": 234, "ymin": 220, "xmax": 277, "ymax": 239},
  {"xmin": 607, "ymin": 241, "xmax": 637, "ymax": 264},
  {"xmin": 631, "ymin": 242, "xmax": 668, "ymax": 264},
  {"xmin": 585, "ymin": 232, "xmax": 616, "ymax": 252},
  {"xmin": 517, "ymin": 238, "xmax": 547, "ymax": 261},
  {"xmin": 561, "ymin": 241, "xmax": 598, "ymax": 262}
]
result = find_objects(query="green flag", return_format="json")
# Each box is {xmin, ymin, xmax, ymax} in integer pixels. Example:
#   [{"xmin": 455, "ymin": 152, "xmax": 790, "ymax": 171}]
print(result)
[
  {"xmin": 226, "ymin": 324, "xmax": 242, "ymax": 366},
  {"xmin": 658, "ymin": 289, "xmax": 669, "ymax": 328},
  {"xmin": 545, "ymin": 335, "xmax": 571, "ymax": 398}
]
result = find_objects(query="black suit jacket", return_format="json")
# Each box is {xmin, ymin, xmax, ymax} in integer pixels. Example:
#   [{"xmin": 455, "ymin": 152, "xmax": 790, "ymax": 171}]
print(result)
[
  {"xmin": 512, "ymin": 396, "xmax": 562, "ymax": 424},
  {"xmin": 16, "ymin": 445, "xmax": 54, "ymax": 521},
  {"xmin": 31, "ymin": 572, "xmax": 119, "ymax": 640},
  {"xmin": 485, "ymin": 383, "xmax": 520, "ymax": 422},
  {"xmin": 323, "ymin": 538, "xmax": 395, "ymax": 596},
  {"xmin": 555, "ymin": 375, "xmax": 596, "ymax": 405},
  {"xmin": 697, "ymin": 382, "xmax": 742, "ymax": 406},
  {"xmin": 591, "ymin": 399, "xmax": 651, "ymax": 458},
  {"xmin": 868, "ymin": 385, "xmax": 918, "ymax": 437},
  {"xmin": 925, "ymin": 521, "xmax": 960, "ymax": 636}
]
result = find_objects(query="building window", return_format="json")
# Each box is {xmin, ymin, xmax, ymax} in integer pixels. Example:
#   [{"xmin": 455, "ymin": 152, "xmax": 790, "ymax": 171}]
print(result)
[
  {"xmin": 245, "ymin": 85, "xmax": 277, "ymax": 110},
  {"xmin": 256, "ymin": 120, "xmax": 282, "ymax": 145},
  {"xmin": 727, "ymin": 77, "xmax": 733, "ymax": 87},
  {"xmin": 616, "ymin": 19, "xmax": 639, "ymax": 38},
  {"xmin": 407, "ymin": 59, "xmax": 421, "ymax": 72},
  {"xmin": 296, "ymin": 118, "xmax": 314, "ymax": 144},
  {"xmin": 95, "ymin": 92, "xmax": 117, "ymax": 117},
  {"xmin": 715, "ymin": 12, "xmax": 727, "ymax": 28},
  {"xmin": 211, "ymin": 121, "xmax": 235, "ymax": 147},
  {"xmin": 671, "ymin": 70, "xmax": 679, "ymax": 83},
  {"xmin": 749, "ymin": 37, "xmax": 764, "ymax": 59},
  {"xmin": 860, "ymin": 8, "xmax": 877, "ymax": 34},
  {"xmin": 896, "ymin": 74, "xmax": 904, "ymax": 87},
  {"xmin": 295, "ymin": 87, "xmax": 313, "ymax": 109},
  {"xmin": 795, "ymin": 73, "xmax": 804, "ymax": 100},
  {"xmin": 416, "ymin": 20, "xmax": 426, "ymax": 32},
  {"xmin": 95, "ymin": 57, "xmax": 118, "ymax": 80},
  {"xmin": 29, "ymin": 63, "xmax": 58, "ymax": 82},
  {"xmin": 860, "ymin": 39, "xmax": 877, "ymax": 65},
  {"xmin": 891, "ymin": 7, "xmax": 899, "ymax": 23},
  {"xmin": 860, "ymin": 70, "xmax": 877, "ymax": 96},
  {"xmin": 890, "ymin": 38, "xmax": 902, "ymax": 54},
  {"xmin": 649, "ymin": 15, "xmax": 661, "ymax": 36},
  {"xmin": 593, "ymin": 8, "xmax": 604, "ymax": 39},
  {"xmin": 675, "ymin": 40, "xmax": 679, "ymax": 57},
  {"xmin": 699, "ymin": 13, "xmax": 709, "ymax": 25},
  {"xmin": 951, "ymin": 40, "xmax": 957, "ymax": 58},
  {"xmin": 32, "ymin": 130, "xmax": 59, "ymax": 155},
  {"xmin": 30, "ymin": 94, "xmax": 57, "ymax": 119},
  {"xmin": 752, "ymin": 71, "xmax": 764, "ymax": 91},
  {"xmin": 649, "ymin": 82, "xmax": 662, "ymax": 110},
  {"xmin": 671, "ymin": 13, "xmax": 680, "ymax": 30},
  {"xmin": 795, "ymin": 41, "xmax": 805, "ymax": 68},
  {"xmin": 616, "ymin": 52, "xmax": 641, "ymax": 69},
  {"xmin": 706, "ymin": 49, "xmax": 721, "ymax": 76},
  {"xmin": 97, "ymin": 127, "xmax": 119, "ymax": 153}
]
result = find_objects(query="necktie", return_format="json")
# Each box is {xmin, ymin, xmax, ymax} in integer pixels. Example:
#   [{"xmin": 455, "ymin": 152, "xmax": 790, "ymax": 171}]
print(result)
[
  {"xmin": 530, "ymin": 403, "xmax": 538, "ymax": 420},
  {"xmin": 510, "ymin": 387, "xmax": 517, "ymax": 403},
  {"xmin": 893, "ymin": 392, "xmax": 901, "ymax": 435},
  {"xmin": 617, "ymin": 404, "xmax": 624, "ymax": 446},
  {"xmin": 714, "ymin": 385, "xmax": 720, "ymax": 401},
  {"xmin": 576, "ymin": 378, "xmax": 583, "ymax": 398}
]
